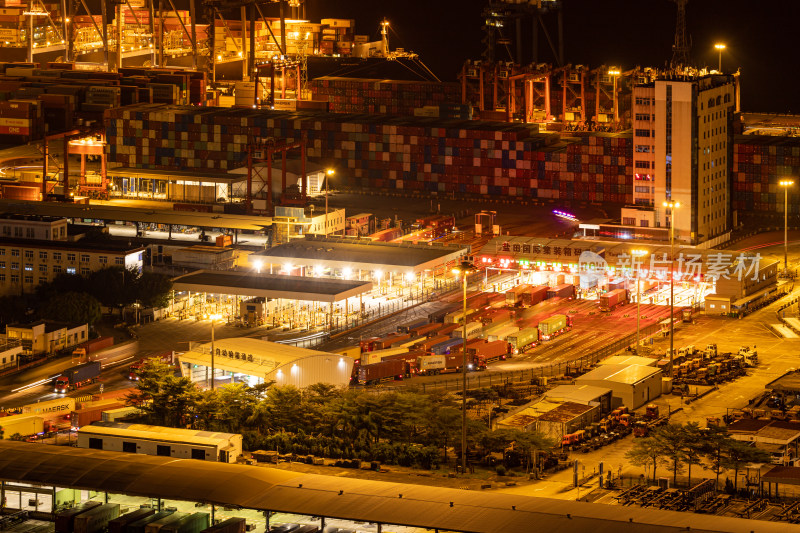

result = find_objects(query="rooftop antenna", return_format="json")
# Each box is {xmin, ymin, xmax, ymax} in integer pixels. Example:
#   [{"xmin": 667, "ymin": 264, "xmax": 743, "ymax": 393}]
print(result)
[{"xmin": 670, "ymin": 0, "xmax": 691, "ymax": 68}]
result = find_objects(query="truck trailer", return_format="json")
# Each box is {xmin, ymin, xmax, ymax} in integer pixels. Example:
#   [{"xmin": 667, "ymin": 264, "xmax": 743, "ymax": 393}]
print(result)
[
  {"xmin": 0, "ymin": 414, "xmax": 44, "ymax": 439},
  {"xmin": 521, "ymin": 285, "xmax": 549, "ymax": 306},
  {"xmin": 469, "ymin": 340, "xmax": 509, "ymax": 365},
  {"xmin": 55, "ymin": 502, "xmax": 103, "ymax": 533},
  {"xmin": 538, "ymin": 314, "xmax": 572, "ymax": 340},
  {"xmin": 54, "ymin": 361, "xmax": 101, "ymax": 393},
  {"xmin": 451, "ymin": 321, "xmax": 483, "ymax": 340},
  {"xmin": 431, "ymin": 338, "xmax": 464, "ymax": 355},
  {"xmin": 358, "ymin": 359, "xmax": 405, "ymax": 385},
  {"xmin": 73, "ymin": 504, "xmax": 121, "ymax": 533},
  {"xmin": 108, "ymin": 509, "xmax": 156, "ymax": 533},
  {"xmin": 485, "ymin": 325, "xmax": 519, "ymax": 342},
  {"xmin": 599, "ymin": 288, "xmax": 627, "ymax": 311},
  {"xmin": 505, "ymin": 284, "xmax": 532, "ymax": 306},
  {"xmin": 507, "ymin": 327, "xmax": 540, "ymax": 354},
  {"xmin": 199, "ymin": 518, "xmax": 245, "ymax": 533},
  {"xmin": 417, "ymin": 353, "xmax": 471, "ymax": 375},
  {"xmin": 547, "ymin": 284, "xmax": 575, "ymax": 299}
]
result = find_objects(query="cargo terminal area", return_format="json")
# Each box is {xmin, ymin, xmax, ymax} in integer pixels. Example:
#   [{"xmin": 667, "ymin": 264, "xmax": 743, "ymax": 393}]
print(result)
[{"xmin": 1, "ymin": 440, "xmax": 797, "ymax": 533}]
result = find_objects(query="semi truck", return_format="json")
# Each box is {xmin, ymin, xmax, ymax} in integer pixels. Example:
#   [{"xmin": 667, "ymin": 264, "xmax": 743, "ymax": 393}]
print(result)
[
  {"xmin": 382, "ymin": 350, "xmax": 425, "ymax": 377},
  {"xmin": 364, "ymin": 347, "xmax": 409, "ymax": 366},
  {"xmin": 452, "ymin": 321, "xmax": 483, "ymax": 340},
  {"xmin": 505, "ymin": 284, "xmax": 532, "ymax": 306},
  {"xmin": 538, "ymin": 314, "xmax": 573, "ymax": 341},
  {"xmin": 417, "ymin": 353, "xmax": 470, "ymax": 375},
  {"xmin": 547, "ymin": 284, "xmax": 575, "ymax": 299},
  {"xmin": 521, "ymin": 285, "xmax": 549, "ymax": 307},
  {"xmin": 599, "ymin": 289, "xmax": 628, "ymax": 311},
  {"xmin": 358, "ymin": 359, "xmax": 405, "ymax": 385},
  {"xmin": 469, "ymin": 340, "xmax": 509, "ymax": 365},
  {"xmin": 0, "ymin": 414, "xmax": 44, "ymax": 439},
  {"xmin": 54, "ymin": 361, "xmax": 101, "ymax": 393},
  {"xmin": 507, "ymin": 327, "xmax": 540, "ymax": 354}
]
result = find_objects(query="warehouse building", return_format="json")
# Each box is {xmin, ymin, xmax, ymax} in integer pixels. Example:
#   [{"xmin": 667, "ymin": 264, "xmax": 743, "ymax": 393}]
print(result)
[
  {"xmin": 544, "ymin": 384, "xmax": 613, "ymax": 415},
  {"xmin": 77, "ymin": 421, "xmax": 243, "ymax": 463},
  {"xmin": 496, "ymin": 399, "xmax": 599, "ymax": 441},
  {"xmin": 575, "ymin": 364, "xmax": 662, "ymax": 410},
  {"xmin": 177, "ymin": 337, "xmax": 354, "ymax": 389}
]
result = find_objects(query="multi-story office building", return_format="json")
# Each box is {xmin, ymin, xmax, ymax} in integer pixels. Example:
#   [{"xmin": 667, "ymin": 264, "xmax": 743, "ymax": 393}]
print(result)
[
  {"xmin": 620, "ymin": 73, "xmax": 737, "ymax": 246},
  {"xmin": 0, "ymin": 215, "xmax": 145, "ymax": 296}
]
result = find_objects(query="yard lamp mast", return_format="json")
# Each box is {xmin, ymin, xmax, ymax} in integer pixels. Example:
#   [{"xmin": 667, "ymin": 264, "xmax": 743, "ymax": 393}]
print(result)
[
  {"xmin": 452, "ymin": 260, "xmax": 474, "ymax": 475},
  {"xmin": 779, "ymin": 179, "xmax": 794, "ymax": 274},
  {"xmin": 662, "ymin": 201, "xmax": 680, "ymax": 378}
]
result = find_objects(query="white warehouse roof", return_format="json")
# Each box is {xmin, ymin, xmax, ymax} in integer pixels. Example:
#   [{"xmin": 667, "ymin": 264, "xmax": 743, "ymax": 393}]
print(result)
[
  {"xmin": 576, "ymin": 364, "xmax": 661, "ymax": 386},
  {"xmin": 179, "ymin": 337, "xmax": 354, "ymax": 388}
]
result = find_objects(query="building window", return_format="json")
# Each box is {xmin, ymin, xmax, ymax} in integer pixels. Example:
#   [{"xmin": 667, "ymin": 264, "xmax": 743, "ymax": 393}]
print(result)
[
  {"xmin": 25, "ymin": 228, "xmax": 34, "ymax": 238},
  {"xmin": 10, "ymin": 274, "xmax": 18, "ymax": 283},
  {"xmin": 80, "ymin": 267, "xmax": 90, "ymax": 275},
  {"xmin": 89, "ymin": 438, "xmax": 103, "ymax": 450},
  {"xmin": 634, "ymin": 161, "xmax": 651, "ymax": 169},
  {"xmin": 39, "ymin": 251, "xmax": 47, "ymax": 260},
  {"xmin": 38, "ymin": 277, "xmax": 46, "ymax": 285},
  {"xmin": 39, "ymin": 264, "xmax": 47, "ymax": 273},
  {"xmin": 639, "ymin": 220, "xmax": 650, "ymax": 228},
  {"xmin": 67, "ymin": 253, "xmax": 76, "ymax": 262},
  {"xmin": 0, "ymin": 249, "xmax": 4, "ymax": 256},
  {"xmin": 11, "ymin": 249, "xmax": 19, "ymax": 257},
  {"xmin": 634, "ymin": 129, "xmax": 651, "ymax": 138},
  {"xmin": 115, "ymin": 257, "xmax": 125, "ymax": 265},
  {"xmin": 191, "ymin": 449, "xmax": 206, "ymax": 460},
  {"xmin": 13, "ymin": 227, "xmax": 21, "ymax": 237},
  {"xmin": 635, "ymin": 113, "xmax": 651, "ymax": 121},
  {"xmin": 156, "ymin": 445, "xmax": 171, "ymax": 457},
  {"xmin": 99, "ymin": 256, "xmax": 108, "ymax": 264},
  {"xmin": 80, "ymin": 254, "xmax": 90, "ymax": 263},
  {"xmin": 24, "ymin": 250, "xmax": 33, "ymax": 259},
  {"xmin": 622, "ymin": 217, "xmax": 636, "ymax": 226},
  {"xmin": 0, "ymin": 262, "xmax": 4, "ymax": 269},
  {"xmin": 53, "ymin": 252, "xmax": 61, "ymax": 261},
  {"xmin": 24, "ymin": 264, "xmax": 32, "ymax": 271},
  {"xmin": 122, "ymin": 442, "xmax": 137, "ymax": 454},
  {"xmin": 24, "ymin": 275, "xmax": 32, "ymax": 284},
  {"xmin": 11, "ymin": 262, "xmax": 18, "ymax": 270},
  {"xmin": 53, "ymin": 265, "xmax": 62, "ymax": 273},
  {"xmin": 0, "ymin": 274, "xmax": 5, "ymax": 282},
  {"xmin": 635, "ymin": 145, "xmax": 651, "ymax": 153}
]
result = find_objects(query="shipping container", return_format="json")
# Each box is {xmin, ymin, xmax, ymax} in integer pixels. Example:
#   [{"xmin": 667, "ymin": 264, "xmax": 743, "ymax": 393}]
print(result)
[
  {"xmin": 0, "ymin": 414, "xmax": 44, "ymax": 439},
  {"xmin": 126, "ymin": 512, "xmax": 176, "ymax": 533},
  {"xmin": 109, "ymin": 509, "xmax": 156, "ymax": 533},
  {"xmin": 538, "ymin": 314, "xmax": 572, "ymax": 340},
  {"xmin": 363, "ymin": 346, "xmax": 409, "ymax": 366},
  {"xmin": 161, "ymin": 513, "xmax": 209, "ymax": 533},
  {"xmin": 145, "ymin": 512, "xmax": 187, "ymax": 533},
  {"xmin": 74, "ymin": 504, "xmax": 121, "ymax": 533},
  {"xmin": 547, "ymin": 284, "xmax": 575, "ymax": 299},
  {"xmin": 451, "ymin": 321, "xmax": 483, "ymax": 340},
  {"xmin": 199, "ymin": 518, "xmax": 245, "ymax": 533},
  {"xmin": 506, "ymin": 327, "xmax": 540, "ymax": 354},
  {"xmin": 357, "ymin": 359, "xmax": 404, "ymax": 385},
  {"xmin": 55, "ymin": 502, "xmax": 103, "ymax": 533}
]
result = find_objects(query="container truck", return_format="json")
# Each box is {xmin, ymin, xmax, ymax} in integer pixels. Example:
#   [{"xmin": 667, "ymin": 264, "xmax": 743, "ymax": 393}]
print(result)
[
  {"xmin": 363, "ymin": 347, "xmax": 409, "ymax": 366},
  {"xmin": 486, "ymin": 325, "xmax": 519, "ymax": 342},
  {"xmin": 145, "ymin": 512, "xmax": 188, "ymax": 533},
  {"xmin": 410, "ymin": 322, "xmax": 441, "ymax": 337},
  {"xmin": 599, "ymin": 289, "xmax": 628, "ymax": 311},
  {"xmin": 161, "ymin": 513, "xmax": 209, "ymax": 533},
  {"xmin": 547, "ymin": 284, "xmax": 575, "ymax": 299},
  {"xmin": 507, "ymin": 327, "xmax": 540, "ymax": 354},
  {"xmin": 412, "ymin": 334, "xmax": 450, "ymax": 352},
  {"xmin": 73, "ymin": 504, "xmax": 121, "ymax": 533},
  {"xmin": 431, "ymin": 338, "xmax": 464, "ymax": 355},
  {"xmin": 108, "ymin": 509, "xmax": 156, "ymax": 533},
  {"xmin": 382, "ymin": 350, "xmax": 424, "ymax": 377},
  {"xmin": 71, "ymin": 400, "xmax": 125, "ymax": 428},
  {"xmin": 372, "ymin": 333, "xmax": 408, "ymax": 351},
  {"xmin": 359, "ymin": 337, "xmax": 381, "ymax": 352},
  {"xmin": 417, "ymin": 353, "xmax": 469, "ymax": 375},
  {"xmin": 480, "ymin": 308, "xmax": 512, "ymax": 326},
  {"xmin": 55, "ymin": 502, "xmax": 103, "ymax": 533},
  {"xmin": 469, "ymin": 340, "xmax": 509, "ymax": 366},
  {"xmin": 452, "ymin": 321, "xmax": 483, "ymax": 340},
  {"xmin": 505, "ymin": 284, "xmax": 532, "ymax": 306},
  {"xmin": 54, "ymin": 361, "xmax": 101, "ymax": 393},
  {"xmin": 126, "ymin": 512, "xmax": 176, "ymax": 533},
  {"xmin": 397, "ymin": 319, "xmax": 427, "ymax": 334},
  {"xmin": 358, "ymin": 359, "xmax": 405, "ymax": 385},
  {"xmin": 0, "ymin": 414, "xmax": 44, "ymax": 439},
  {"xmin": 521, "ymin": 285, "xmax": 549, "ymax": 306},
  {"xmin": 538, "ymin": 314, "xmax": 572, "ymax": 340},
  {"xmin": 199, "ymin": 518, "xmax": 245, "ymax": 533}
]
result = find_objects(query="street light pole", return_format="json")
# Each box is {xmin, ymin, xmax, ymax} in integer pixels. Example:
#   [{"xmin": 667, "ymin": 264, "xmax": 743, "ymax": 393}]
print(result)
[
  {"xmin": 714, "ymin": 43, "xmax": 726, "ymax": 72},
  {"xmin": 209, "ymin": 313, "xmax": 222, "ymax": 389},
  {"xmin": 325, "ymin": 168, "xmax": 334, "ymax": 237},
  {"xmin": 631, "ymin": 249, "xmax": 648, "ymax": 351},
  {"xmin": 662, "ymin": 201, "xmax": 680, "ymax": 378},
  {"xmin": 780, "ymin": 179, "xmax": 794, "ymax": 273},
  {"xmin": 453, "ymin": 260, "xmax": 473, "ymax": 476}
]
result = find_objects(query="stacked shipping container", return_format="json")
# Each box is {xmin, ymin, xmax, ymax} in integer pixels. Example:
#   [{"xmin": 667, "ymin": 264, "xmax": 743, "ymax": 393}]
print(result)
[{"xmin": 733, "ymin": 135, "xmax": 800, "ymax": 215}]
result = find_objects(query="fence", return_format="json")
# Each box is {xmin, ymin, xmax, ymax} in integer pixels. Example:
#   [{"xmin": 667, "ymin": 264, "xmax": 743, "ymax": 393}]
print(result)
[{"xmin": 368, "ymin": 310, "xmax": 681, "ymax": 393}]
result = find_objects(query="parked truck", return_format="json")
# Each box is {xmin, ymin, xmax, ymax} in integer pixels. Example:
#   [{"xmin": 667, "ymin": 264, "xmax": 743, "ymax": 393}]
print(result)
[
  {"xmin": 538, "ymin": 314, "xmax": 572, "ymax": 340},
  {"xmin": 382, "ymin": 350, "xmax": 425, "ymax": 377},
  {"xmin": 547, "ymin": 284, "xmax": 575, "ymax": 299},
  {"xmin": 55, "ymin": 502, "xmax": 103, "ymax": 533},
  {"xmin": 469, "ymin": 340, "xmax": 509, "ymax": 365},
  {"xmin": 0, "ymin": 414, "xmax": 44, "ymax": 439},
  {"xmin": 364, "ymin": 347, "xmax": 409, "ymax": 366},
  {"xmin": 599, "ymin": 289, "xmax": 627, "ymax": 311},
  {"xmin": 521, "ymin": 285, "xmax": 549, "ymax": 307},
  {"xmin": 507, "ymin": 327, "xmax": 540, "ymax": 354},
  {"xmin": 452, "ymin": 321, "xmax": 483, "ymax": 340},
  {"xmin": 54, "ymin": 361, "xmax": 101, "ymax": 393},
  {"xmin": 74, "ymin": 504, "xmax": 121, "ymax": 533},
  {"xmin": 358, "ymin": 359, "xmax": 405, "ymax": 385},
  {"xmin": 417, "ymin": 353, "xmax": 470, "ymax": 375},
  {"xmin": 485, "ymin": 325, "xmax": 519, "ymax": 342},
  {"xmin": 505, "ymin": 284, "xmax": 532, "ymax": 306}
]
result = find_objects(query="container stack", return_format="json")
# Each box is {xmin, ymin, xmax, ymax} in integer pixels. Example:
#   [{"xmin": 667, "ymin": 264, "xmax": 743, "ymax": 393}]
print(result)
[
  {"xmin": 310, "ymin": 77, "xmax": 462, "ymax": 117},
  {"xmin": 104, "ymin": 104, "xmax": 632, "ymax": 204},
  {"xmin": 0, "ymin": 99, "xmax": 41, "ymax": 143},
  {"xmin": 0, "ymin": 6, "xmax": 24, "ymax": 45},
  {"xmin": 733, "ymin": 135, "xmax": 800, "ymax": 215}
]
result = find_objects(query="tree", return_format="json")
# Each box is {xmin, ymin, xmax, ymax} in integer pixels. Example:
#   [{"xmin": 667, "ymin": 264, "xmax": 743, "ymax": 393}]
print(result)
[
  {"xmin": 136, "ymin": 272, "xmax": 173, "ymax": 308},
  {"xmin": 681, "ymin": 422, "xmax": 704, "ymax": 487},
  {"xmin": 88, "ymin": 266, "xmax": 137, "ymax": 314},
  {"xmin": 723, "ymin": 438, "xmax": 770, "ymax": 492},
  {"xmin": 35, "ymin": 272, "xmax": 88, "ymax": 300},
  {"xmin": 40, "ymin": 291, "xmax": 102, "ymax": 325},
  {"xmin": 700, "ymin": 425, "xmax": 732, "ymax": 488},
  {"xmin": 626, "ymin": 436, "xmax": 666, "ymax": 483},
  {"xmin": 652, "ymin": 423, "xmax": 686, "ymax": 486},
  {"xmin": 126, "ymin": 358, "xmax": 200, "ymax": 427}
]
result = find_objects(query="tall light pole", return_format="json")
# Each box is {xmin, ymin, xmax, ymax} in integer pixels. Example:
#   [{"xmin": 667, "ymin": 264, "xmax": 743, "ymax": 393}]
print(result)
[
  {"xmin": 663, "ymin": 201, "xmax": 680, "ymax": 378},
  {"xmin": 452, "ymin": 260, "xmax": 474, "ymax": 475},
  {"xmin": 324, "ymin": 168, "xmax": 334, "ymax": 237},
  {"xmin": 631, "ymin": 249, "xmax": 649, "ymax": 352},
  {"xmin": 780, "ymin": 179, "xmax": 794, "ymax": 274},
  {"xmin": 209, "ymin": 313, "xmax": 222, "ymax": 389},
  {"xmin": 607, "ymin": 68, "xmax": 621, "ymax": 123},
  {"xmin": 714, "ymin": 43, "xmax": 726, "ymax": 72}
]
